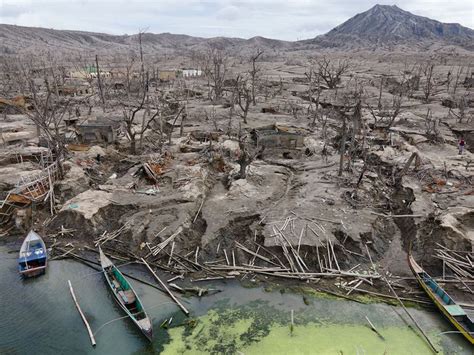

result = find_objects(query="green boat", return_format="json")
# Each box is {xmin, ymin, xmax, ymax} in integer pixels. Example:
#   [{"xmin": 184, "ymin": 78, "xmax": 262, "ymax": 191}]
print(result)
[{"xmin": 99, "ymin": 247, "xmax": 153, "ymax": 341}]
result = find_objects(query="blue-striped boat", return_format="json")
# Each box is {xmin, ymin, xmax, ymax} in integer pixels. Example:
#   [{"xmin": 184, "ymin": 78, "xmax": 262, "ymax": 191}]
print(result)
[{"xmin": 409, "ymin": 254, "xmax": 474, "ymax": 344}]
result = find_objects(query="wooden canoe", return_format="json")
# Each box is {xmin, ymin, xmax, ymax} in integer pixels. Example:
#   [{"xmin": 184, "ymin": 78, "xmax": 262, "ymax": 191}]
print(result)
[
  {"xmin": 18, "ymin": 230, "xmax": 47, "ymax": 277},
  {"xmin": 408, "ymin": 254, "xmax": 474, "ymax": 344},
  {"xmin": 99, "ymin": 247, "xmax": 153, "ymax": 341}
]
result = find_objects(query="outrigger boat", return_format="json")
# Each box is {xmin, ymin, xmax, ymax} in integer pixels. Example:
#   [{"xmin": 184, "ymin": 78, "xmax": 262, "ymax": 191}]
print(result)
[
  {"xmin": 99, "ymin": 247, "xmax": 153, "ymax": 341},
  {"xmin": 408, "ymin": 254, "xmax": 474, "ymax": 344},
  {"xmin": 18, "ymin": 230, "xmax": 47, "ymax": 277}
]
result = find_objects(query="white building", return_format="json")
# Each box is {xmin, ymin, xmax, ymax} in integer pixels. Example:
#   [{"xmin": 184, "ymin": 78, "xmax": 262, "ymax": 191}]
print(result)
[{"xmin": 182, "ymin": 69, "xmax": 202, "ymax": 78}]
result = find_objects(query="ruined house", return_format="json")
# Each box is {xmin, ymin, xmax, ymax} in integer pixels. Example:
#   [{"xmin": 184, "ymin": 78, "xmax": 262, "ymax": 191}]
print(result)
[
  {"xmin": 158, "ymin": 70, "xmax": 177, "ymax": 82},
  {"xmin": 251, "ymin": 124, "xmax": 306, "ymax": 158},
  {"xmin": 75, "ymin": 122, "xmax": 118, "ymax": 144},
  {"xmin": 58, "ymin": 85, "xmax": 90, "ymax": 96},
  {"xmin": 182, "ymin": 69, "xmax": 202, "ymax": 78}
]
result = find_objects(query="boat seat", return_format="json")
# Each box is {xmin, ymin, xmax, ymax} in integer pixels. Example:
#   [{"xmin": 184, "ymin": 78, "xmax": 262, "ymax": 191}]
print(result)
[
  {"xmin": 112, "ymin": 279, "xmax": 121, "ymax": 290},
  {"xmin": 123, "ymin": 290, "xmax": 136, "ymax": 304},
  {"xmin": 444, "ymin": 304, "xmax": 466, "ymax": 317}
]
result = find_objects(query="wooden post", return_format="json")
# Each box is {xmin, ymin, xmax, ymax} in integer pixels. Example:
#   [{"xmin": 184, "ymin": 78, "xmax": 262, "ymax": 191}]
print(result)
[
  {"xmin": 68, "ymin": 280, "xmax": 96, "ymax": 347},
  {"xmin": 141, "ymin": 258, "xmax": 190, "ymax": 316}
]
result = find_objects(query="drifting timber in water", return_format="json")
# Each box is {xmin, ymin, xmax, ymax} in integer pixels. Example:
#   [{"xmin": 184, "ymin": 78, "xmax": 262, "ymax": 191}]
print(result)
[
  {"xmin": 408, "ymin": 254, "xmax": 474, "ymax": 345},
  {"xmin": 99, "ymin": 247, "xmax": 153, "ymax": 341},
  {"xmin": 18, "ymin": 230, "xmax": 47, "ymax": 277}
]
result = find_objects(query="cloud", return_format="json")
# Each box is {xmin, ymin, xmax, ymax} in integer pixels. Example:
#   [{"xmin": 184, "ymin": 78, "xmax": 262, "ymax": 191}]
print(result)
[
  {"xmin": 216, "ymin": 5, "xmax": 241, "ymax": 21},
  {"xmin": 1, "ymin": 3, "xmax": 28, "ymax": 18},
  {"xmin": 0, "ymin": 0, "xmax": 472, "ymax": 40}
]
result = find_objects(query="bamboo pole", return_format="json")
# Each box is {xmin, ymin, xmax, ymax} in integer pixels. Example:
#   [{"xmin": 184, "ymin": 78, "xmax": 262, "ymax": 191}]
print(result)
[
  {"xmin": 141, "ymin": 258, "xmax": 189, "ymax": 316},
  {"xmin": 365, "ymin": 316, "xmax": 385, "ymax": 341},
  {"xmin": 68, "ymin": 280, "xmax": 96, "ymax": 347},
  {"xmin": 193, "ymin": 198, "xmax": 205, "ymax": 223},
  {"xmin": 384, "ymin": 278, "xmax": 438, "ymax": 353},
  {"xmin": 235, "ymin": 241, "xmax": 278, "ymax": 266}
]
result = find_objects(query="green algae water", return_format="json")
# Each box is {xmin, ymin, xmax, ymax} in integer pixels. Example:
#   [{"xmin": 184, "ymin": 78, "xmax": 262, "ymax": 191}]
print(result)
[
  {"xmin": 0, "ymin": 243, "xmax": 471, "ymax": 354},
  {"xmin": 161, "ymin": 298, "xmax": 470, "ymax": 354}
]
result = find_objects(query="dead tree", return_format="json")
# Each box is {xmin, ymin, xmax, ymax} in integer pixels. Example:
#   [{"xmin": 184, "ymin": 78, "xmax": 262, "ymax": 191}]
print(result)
[
  {"xmin": 396, "ymin": 64, "xmax": 421, "ymax": 99},
  {"xmin": 316, "ymin": 57, "xmax": 350, "ymax": 89},
  {"xmin": 305, "ymin": 65, "xmax": 323, "ymax": 128},
  {"xmin": 451, "ymin": 66, "xmax": 464, "ymax": 95},
  {"xmin": 422, "ymin": 63, "xmax": 441, "ymax": 103},
  {"xmin": 367, "ymin": 93, "xmax": 403, "ymax": 130},
  {"xmin": 449, "ymin": 95, "xmax": 467, "ymax": 123},
  {"xmin": 122, "ymin": 92, "xmax": 158, "ymax": 154},
  {"xmin": 202, "ymin": 47, "xmax": 229, "ymax": 101},
  {"xmin": 249, "ymin": 49, "xmax": 264, "ymax": 105},
  {"xmin": 234, "ymin": 75, "xmax": 252, "ymax": 123},
  {"xmin": 9, "ymin": 59, "xmax": 86, "ymax": 176},
  {"xmin": 204, "ymin": 106, "xmax": 219, "ymax": 131},
  {"xmin": 121, "ymin": 69, "xmax": 161, "ymax": 154},
  {"xmin": 338, "ymin": 111, "xmax": 347, "ymax": 177},
  {"xmin": 166, "ymin": 105, "xmax": 186, "ymax": 144},
  {"xmin": 95, "ymin": 54, "xmax": 105, "ymax": 108},
  {"xmin": 424, "ymin": 108, "xmax": 441, "ymax": 142},
  {"xmin": 377, "ymin": 76, "xmax": 384, "ymax": 109},
  {"xmin": 235, "ymin": 127, "xmax": 262, "ymax": 180},
  {"xmin": 346, "ymin": 98, "xmax": 362, "ymax": 172},
  {"xmin": 336, "ymin": 79, "xmax": 365, "ymax": 176}
]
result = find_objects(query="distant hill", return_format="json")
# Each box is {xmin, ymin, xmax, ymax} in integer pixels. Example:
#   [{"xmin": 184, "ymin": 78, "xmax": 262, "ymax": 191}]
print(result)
[
  {"xmin": 0, "ymin": 24, "xmax": 292, "ymax": 57},
  {"xmin": 306, "ymin": 5, "xmax": 474, "ymax": 50},
  {"xmin": 0, "ymin": 4, "xmax": 472, "ymax": 57}
]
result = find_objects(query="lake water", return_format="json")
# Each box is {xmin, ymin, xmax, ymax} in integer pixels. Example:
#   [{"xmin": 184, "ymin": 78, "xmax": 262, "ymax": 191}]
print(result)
[{"xmin": 0, "ymin": 243, "xmax": 471, "ymax": 354}]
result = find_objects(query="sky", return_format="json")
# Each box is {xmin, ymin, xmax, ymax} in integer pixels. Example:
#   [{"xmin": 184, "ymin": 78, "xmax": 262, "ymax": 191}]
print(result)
[{"xmin": 1, "ymin": 0, "xmax": 473, "ymax": 40}]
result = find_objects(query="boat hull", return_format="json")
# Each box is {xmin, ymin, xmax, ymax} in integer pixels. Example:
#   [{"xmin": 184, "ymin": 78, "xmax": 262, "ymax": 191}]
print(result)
[
  {"xmin": 18, "ymin": 231, "xmax": 48, "ymax": 278},
  {"xmin": 104, "ymin": 275, "xmax": 153, "ymax": 341},
  {"xmin": 20, "ymin": 264, "xmax": 47, "ymax": 278},
  {"xmin": 408, "ymin": 255, "xmax": 474, "ymax": 345},
  {"xmin": 99, "ymin": 248, "xmax": 153, "ymax": 341}
]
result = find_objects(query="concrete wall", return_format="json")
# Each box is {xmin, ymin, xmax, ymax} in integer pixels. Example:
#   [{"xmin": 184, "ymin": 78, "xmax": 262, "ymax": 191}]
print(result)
[{"xmin": 77, "ymin": 125, "xmax": 116, "ymax": 144}]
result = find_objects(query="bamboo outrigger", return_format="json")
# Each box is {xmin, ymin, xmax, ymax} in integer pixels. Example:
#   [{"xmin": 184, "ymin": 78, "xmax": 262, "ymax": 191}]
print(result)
[
  {"xmin": 408, "ymin": 254, "xmax": 474, "ymax": 344},
  {"xmin": 99, "ymin": 247, "xmax": 153, "ymax": 341}
]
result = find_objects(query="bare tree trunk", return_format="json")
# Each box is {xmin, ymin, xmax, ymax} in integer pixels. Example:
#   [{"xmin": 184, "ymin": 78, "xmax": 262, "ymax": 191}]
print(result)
[
  {"xmin": 423, "ymin": 64, "xmax": 435, "ymax": 103},
  {"xmin": 130, "ymin": 133, "xmax": 136, "ymax": 155},
  {"xmin": 377, "ymin": 77, "xmax": 384, "ymax": 110},
  {"xmin": 180, "ymin": 112, "xmax": 186, "ymax": 137},
  {"xmin": 346, "ymin": 104, "xmax": 360, "ymax": 172},
  {"xmin": 452, "ymin": 66, "xmax": 464, "ymax": 94},
  {"xmin": 139, "ymin": 103, "xmax": 149, "ymax": 149},
  {"xmin": 338, "ymin": 114, "xmax": 347, "ymax": 177},
  {"xmin": 250, "ymin": 49, "xmax": 263, "ymax": 106},
  {"xmin": 95, "ymin": 55, "xmax": 105, "ymax": 109}
]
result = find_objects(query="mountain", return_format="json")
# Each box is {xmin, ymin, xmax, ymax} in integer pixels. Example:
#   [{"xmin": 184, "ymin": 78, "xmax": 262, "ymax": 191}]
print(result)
[
  {"xmin": 0, "ymin": 24, "xmax": 292, "ymax": 57},
  {"xmin": 308, "ymin": 4, "xmax": 474, "ymax": 50},
  {"xmin": 0, "ymin": 5, "xmax": 473, "ymax": 56}
]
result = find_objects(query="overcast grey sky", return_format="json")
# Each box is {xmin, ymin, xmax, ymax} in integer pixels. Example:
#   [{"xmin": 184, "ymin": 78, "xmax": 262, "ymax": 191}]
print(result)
[{"xmin": 1, "ymin": 0, "xmax": 473, "ymax": 40}]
